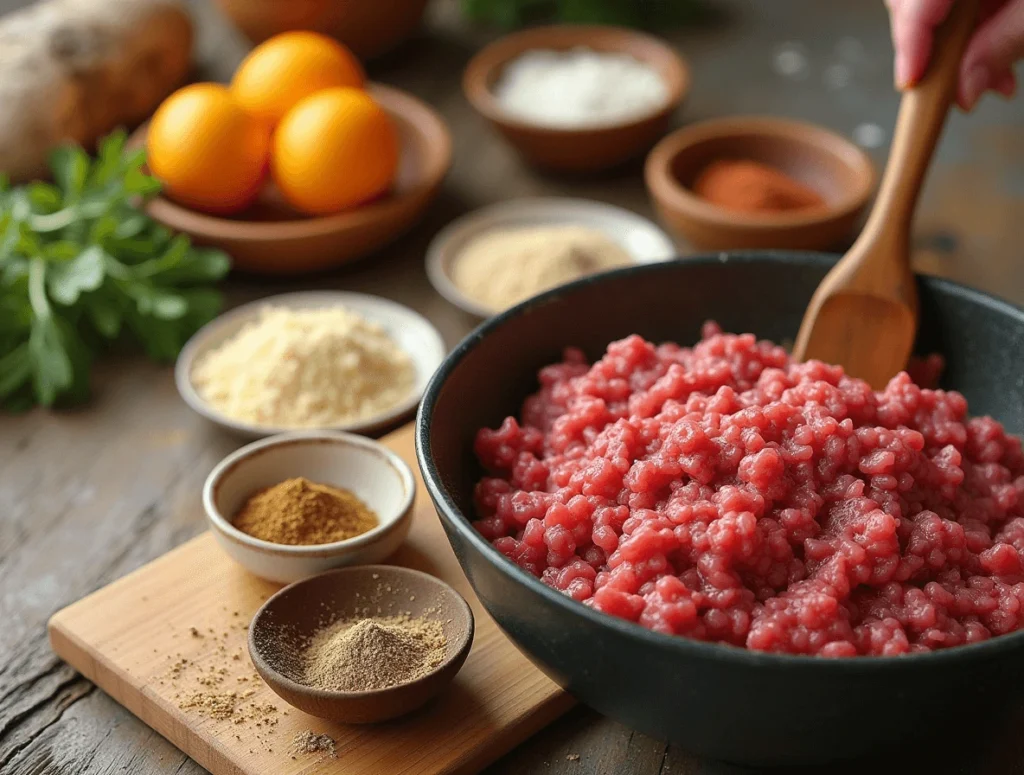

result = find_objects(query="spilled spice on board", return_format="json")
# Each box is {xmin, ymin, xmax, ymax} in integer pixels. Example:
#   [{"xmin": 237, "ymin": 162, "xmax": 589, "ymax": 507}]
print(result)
[
  {"xmin": 179, "ymin": 690, "xmax": 239, "ymax": 720},
  {"xmin": 233, "ymin": 477, "xmax": 378, "ymax": 545},
  {"xmin": 291, "ymin": 730, "xmax": 337, "ymax": 760},
  {"xmin": 163, "ymin": 617, "xmax": 282, "ymax": 754}
]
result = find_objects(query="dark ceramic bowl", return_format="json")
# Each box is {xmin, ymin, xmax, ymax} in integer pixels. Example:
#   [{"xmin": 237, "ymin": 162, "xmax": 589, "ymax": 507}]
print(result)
[{"xmin": 415, "ymin": 253, "xmax": 1024, "ymax": 767}]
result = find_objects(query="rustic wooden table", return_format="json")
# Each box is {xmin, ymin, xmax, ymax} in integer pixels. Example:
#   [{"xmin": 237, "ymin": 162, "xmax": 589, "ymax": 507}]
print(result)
[{"xmin": 2, "ymin": 1, "xmax": 1023, "ymax": 773}]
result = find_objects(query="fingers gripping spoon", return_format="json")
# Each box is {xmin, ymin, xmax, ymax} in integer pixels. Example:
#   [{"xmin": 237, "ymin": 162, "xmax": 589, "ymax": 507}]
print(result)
[{"xmin": 792, "ymin": 0, "xmax": 979, "ymax": 389}]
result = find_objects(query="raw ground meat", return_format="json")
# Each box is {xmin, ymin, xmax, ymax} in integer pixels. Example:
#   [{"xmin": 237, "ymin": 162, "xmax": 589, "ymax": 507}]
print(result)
[{"xmin": 472, "ymin": 323, "xmax": 1024, "ymax": 656}]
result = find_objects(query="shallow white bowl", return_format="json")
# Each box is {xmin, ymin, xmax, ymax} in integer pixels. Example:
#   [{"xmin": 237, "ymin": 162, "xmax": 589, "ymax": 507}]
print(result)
[
  {"xmin": 425, "ymin": 197, "xmax": 677, "ymax": 318},
  {"xmin": 176, "ymin": 291, "xmax": 446, "ymax": 439},
  {"xmin": 202, "ymin": 431, "xmax": 415, "ymax": 583}
]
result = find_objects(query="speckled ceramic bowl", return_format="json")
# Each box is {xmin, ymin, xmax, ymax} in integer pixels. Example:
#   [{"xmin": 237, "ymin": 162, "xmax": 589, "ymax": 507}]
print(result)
[{"xmin": 203, "ymin": 431, "xmax": 415, "ymax": 583}]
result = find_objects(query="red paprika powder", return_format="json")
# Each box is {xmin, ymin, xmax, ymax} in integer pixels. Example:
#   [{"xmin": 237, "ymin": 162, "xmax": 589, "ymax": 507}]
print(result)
[{"xmin": 692, "ymin": 159, "xmax": 825, "ymax": 214}]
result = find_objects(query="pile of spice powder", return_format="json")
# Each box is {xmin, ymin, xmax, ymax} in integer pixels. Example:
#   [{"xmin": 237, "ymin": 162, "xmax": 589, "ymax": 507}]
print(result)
[
  {"xmin": 233, "ymin": 477, "xmax": 378, "ymax": 545},
  {"xmin": 303, "ymin": 615, "xmax": 446, "ymax": 692},
  {"xmin": 451, "ymin": 225, "xmax": 633, "ymax": 313},
  {"xmin": 290, "ymin": 731, "xmax": 337, "ymax": 760},
  {"xmin": 691, "ymin": 159, "xmax": 825, "ymax": 214},
  {"xmin": 190, "ymin": 305, "xmax": 414, "ymax": 428},
  {"xmin": 494, "ymin": 47, "xmax": 668, "ymax": 128}
]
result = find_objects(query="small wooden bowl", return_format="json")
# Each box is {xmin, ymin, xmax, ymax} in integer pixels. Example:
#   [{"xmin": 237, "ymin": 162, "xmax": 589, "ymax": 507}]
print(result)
[
  {"xmin": 644, "ymin": 116, "xmax": 876, "ymax": 251},
  {"xmin": 215, "ymin": 0, "xmax": 429, "ymax": 59},
  {"xmin": 463, "ymin": 25, "xmax": 690, "ymax": 173},
  {"xmin": 129, "ymin": 84, "xmax": 451, "ymax": 275},
  {"xmin": 249, "ymin": 565, "xmax": 474, "ymax": 724}
]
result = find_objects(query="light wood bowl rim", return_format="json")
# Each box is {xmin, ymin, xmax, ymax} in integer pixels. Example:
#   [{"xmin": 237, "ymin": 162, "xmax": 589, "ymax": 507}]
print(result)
[
  {"xmin": 644, "ymin": 115, "xmax": 877, "ymax": 230},
  {"xmin": 129, "ymin": 83, "xmax": 452, "ymax": 242}
]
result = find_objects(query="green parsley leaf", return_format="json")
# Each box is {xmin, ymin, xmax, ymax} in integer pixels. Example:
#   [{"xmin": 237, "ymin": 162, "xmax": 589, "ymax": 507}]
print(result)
[
  {"xmin": 0, "ymin": 343, "xmax": 31, "ymax": 399},
  {"xmin": 0, "ymin": 130, "xmax": 231, "ymax": 409},
  {"xmin": 48, "ymin": 246, "xmax": 105, "ymax": 305},
  {"xmin": 28, "ymin": 315, "xmax": 73, "ymax": 406},
  {"xmin": 50, "ymin": 145, "xmax": 90, "ymax": 199}
]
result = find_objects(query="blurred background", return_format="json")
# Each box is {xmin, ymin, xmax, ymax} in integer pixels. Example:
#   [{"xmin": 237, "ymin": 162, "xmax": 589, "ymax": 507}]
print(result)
[{"xmin": 4, "ymin": 0, "xmax": 1018, "ymax": 348}]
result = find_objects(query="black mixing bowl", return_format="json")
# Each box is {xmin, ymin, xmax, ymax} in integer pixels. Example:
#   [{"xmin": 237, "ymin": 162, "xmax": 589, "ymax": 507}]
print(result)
[{"xmin": 415, "ymin": 253, "xmax": 1024, "ymax": 766}]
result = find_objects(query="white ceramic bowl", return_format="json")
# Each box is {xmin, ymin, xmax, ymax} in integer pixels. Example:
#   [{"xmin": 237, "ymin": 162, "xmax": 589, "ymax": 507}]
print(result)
[
  {"xmin": 202, "ymin": 431, "xmax": 415, "ymax": 583},
  {"xmin": 425, "ymin": 197, "xmax": 677, "ymax": 318},
  {"xmin": 176, "ymin": 291, "xmax": 446, "ymax": 439}
]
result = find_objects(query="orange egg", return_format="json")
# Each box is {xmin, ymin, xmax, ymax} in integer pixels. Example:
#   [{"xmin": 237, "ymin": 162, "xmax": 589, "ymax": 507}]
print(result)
[
  {"xmin": 272, "ymin": 87, "xmax": 398, "ymax": 216},
  {"xmin": 230, "ymin": 31, "xmax": 364, "ymax": 126},
  {"xmin": 147, "ymin": 83, "xmax": 269, "ymax": 215}
]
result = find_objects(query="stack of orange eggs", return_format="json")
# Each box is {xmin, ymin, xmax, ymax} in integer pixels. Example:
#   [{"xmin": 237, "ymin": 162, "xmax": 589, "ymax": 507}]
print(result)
[{"xmin": 146, "ymin": 32, "xmax": 398, "ymax": 216}]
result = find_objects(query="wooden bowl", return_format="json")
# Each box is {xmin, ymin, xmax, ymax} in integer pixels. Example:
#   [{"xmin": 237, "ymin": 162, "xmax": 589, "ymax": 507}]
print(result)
[
  {"xmin": 249, "ymin": 565, "xmax": 474, "ymax": 723},
  {"xmin": 463, "ymin": 25, "xmax": 690, "ymax": 173},
  {"xmin": 129, "ymin": 84, "xmax": 451, "ymax": 275},
  {"xmin": 644, "ymin": 116, "xmax": 876, "ymax": 251},
  {"xmin": 214, "ymin": 0, "xmax": 430, "ymax": 60}
]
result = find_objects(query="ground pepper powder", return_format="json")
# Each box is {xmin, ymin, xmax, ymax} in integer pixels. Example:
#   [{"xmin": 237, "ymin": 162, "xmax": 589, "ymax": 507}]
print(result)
[
  {"xmin": 692, "ymin": 159, "xmax": 825, "ymax": 214},
  {"xmin": 303, "ymin": 615, "xmax": 447, "ymax": 692},
  {"xmin": 233, "ymin": 477, "xmax": 378, "ymax": 545}
]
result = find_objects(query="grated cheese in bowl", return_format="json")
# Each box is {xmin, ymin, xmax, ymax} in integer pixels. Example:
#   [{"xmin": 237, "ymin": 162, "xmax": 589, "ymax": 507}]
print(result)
[{"xmin": 190, "ymin": 306, "xmax": 415, "ymax": 429}]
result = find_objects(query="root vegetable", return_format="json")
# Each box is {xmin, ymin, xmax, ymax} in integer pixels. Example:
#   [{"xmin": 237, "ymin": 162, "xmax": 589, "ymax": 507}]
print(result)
[{"xmin": 0, "ymin": 0, "xmax": 193, "ymax": 182}]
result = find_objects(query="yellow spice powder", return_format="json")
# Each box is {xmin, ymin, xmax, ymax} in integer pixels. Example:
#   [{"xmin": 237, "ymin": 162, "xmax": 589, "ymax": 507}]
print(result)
[{"xmin": 233, "ymin": 477, "xmax": 378, "ymax": 545}]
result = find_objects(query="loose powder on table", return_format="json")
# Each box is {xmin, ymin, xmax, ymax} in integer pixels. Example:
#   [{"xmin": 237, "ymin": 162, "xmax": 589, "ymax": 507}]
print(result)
[
  {"xmin": 494, "ymin": 47, "xmax": 668, "ymax": 128},
  {"xmin": 233, "ymin": 477, "xmax": 378, "ymax": 546},
  {"xmin": 290, "ymin": 731, "xmax": 337, "ymax": 759},
  {"xmin": 451, "ymin": 225, "xmax": 633, "ymax": 313},
  {"xmin": 303, "ymin": 615, "xmax": 446, "ymax": 692},
  {"xmin": 691, "ymin": 159, "xmax": 825, "ymax": 214},
  {"xmin": 191, "ymin": 305, "xmax": 414, "ymax": 428}
]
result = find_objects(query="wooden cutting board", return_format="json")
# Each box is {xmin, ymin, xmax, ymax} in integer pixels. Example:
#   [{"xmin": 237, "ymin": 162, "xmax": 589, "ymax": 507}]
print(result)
[{"xmin": 49, "ymin": 423, "xmax": 573, "ymax": 775}]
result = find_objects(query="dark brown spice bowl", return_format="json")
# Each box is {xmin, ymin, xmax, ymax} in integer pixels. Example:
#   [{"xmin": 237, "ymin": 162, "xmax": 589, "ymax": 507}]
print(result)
[
  {"xmin": 463, "ymin": 25, "xmax": 690, "ymax": 173},
  {"xmin": 644, "ymin": 116, "xmax": 876, "ymax": 251},
  {"xmin": 248, "ymin": 565, "xmax": 474, "ymax": 724}
]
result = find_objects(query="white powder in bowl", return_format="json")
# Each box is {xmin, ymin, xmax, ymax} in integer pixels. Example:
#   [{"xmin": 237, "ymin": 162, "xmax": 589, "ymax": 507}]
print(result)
[
  {"xmin": 493, "ymin": 47, "xmax": 669, "ymax": 128},
  {"xmin": 450, "ymin": 225, "xmax": 634, "ymax": 312},
  {"xmin": 191, "ymin": 306, "xmax": 414, "ymax": 428}
]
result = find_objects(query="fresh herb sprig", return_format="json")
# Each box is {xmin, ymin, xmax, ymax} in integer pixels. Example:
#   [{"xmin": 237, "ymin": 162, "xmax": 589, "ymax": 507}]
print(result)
[{"xmin": 0, "ymin": 130, "xmax": 231, "ymax": 411}]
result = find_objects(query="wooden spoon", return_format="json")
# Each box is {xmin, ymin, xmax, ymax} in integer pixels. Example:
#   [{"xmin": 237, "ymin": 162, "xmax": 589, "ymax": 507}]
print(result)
[{"xmin": 792, "ymin": 0, "xmax": 979, "ymax": 388}]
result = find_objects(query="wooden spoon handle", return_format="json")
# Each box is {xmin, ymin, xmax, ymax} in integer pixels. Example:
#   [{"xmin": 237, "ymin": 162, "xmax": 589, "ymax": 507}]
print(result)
[{"xmin": 861, "ymin": 0, "xmax": 980, "ymax": 242}]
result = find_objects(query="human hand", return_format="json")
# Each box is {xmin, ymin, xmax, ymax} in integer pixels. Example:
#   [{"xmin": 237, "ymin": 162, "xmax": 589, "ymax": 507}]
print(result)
[{"xmin": 886, "ymin": 0, "xmax": 1024, "ymax": 109}]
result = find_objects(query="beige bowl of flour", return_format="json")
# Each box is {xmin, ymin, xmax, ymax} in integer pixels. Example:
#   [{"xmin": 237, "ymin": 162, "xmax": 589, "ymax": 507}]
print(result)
[
  {"xmin": 426, "ymin": 197, "xmax": 676, "ymax": 318},
  {"xmin": 176, "ymin": 291, "xmax": 446, "ymax": 439}
]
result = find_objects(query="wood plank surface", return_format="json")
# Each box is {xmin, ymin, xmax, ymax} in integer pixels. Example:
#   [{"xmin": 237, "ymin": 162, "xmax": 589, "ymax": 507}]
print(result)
[
  {"xmin": 2, "ymin": 0, "xmax": 1024, "ymax": 774},
  {"xmin": 47, "ymin": 425, "xmax": 573, "ymax": 775}
]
